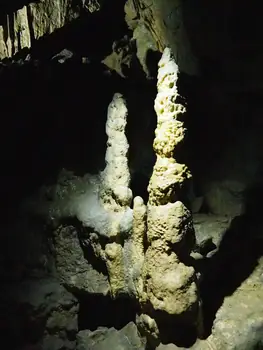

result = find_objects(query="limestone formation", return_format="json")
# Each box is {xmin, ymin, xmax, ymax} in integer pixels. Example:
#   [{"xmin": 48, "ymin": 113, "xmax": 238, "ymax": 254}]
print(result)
[
  {"xmin": 100, "ymin": 93, "xmax": 133, "ymax": 212},
  {"xmin": 102, "ymin": 36, "xmax": 134, "ymax": 78},
  {"xmin": 33, "ymin": 50, "xmax": 199, "ymax": 336},
  {"xmin": 0, "ymin": 0, "xmax": 101, "ymax": 59},
  {"xmin": 130, "ymin": 196, "xmax": 147, "ymax": 298},
  {"xmin": 27, "ymin": 94, "xmax": 135, "ymax": 299},
  {"xmin": 76, "ymin": 322, "xmax": 145, "ymax": 350},
  {"xmin": 53, "ymin": 225, "xmax": 109, "ymax": 295},
  {"xmin": 207, "ymin": 256, "xmax": 263, "ymax": 350},
  {"xmin": 100, "ymin": 93, "xmax": 134, "ymax": 297},
  {"xmin": 0, "ymin": 9, "xmax": 31, "ymax": 58},
  {"xmin": 124, "ymin": 0, "xmax": 199, "ymax": 75},
  {"xmin": 138, "ymin": 47, "xmax": 199, "ymax": 338}
]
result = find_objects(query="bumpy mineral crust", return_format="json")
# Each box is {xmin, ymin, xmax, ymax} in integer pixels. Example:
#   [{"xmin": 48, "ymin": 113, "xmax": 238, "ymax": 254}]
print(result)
[
  {"xmin": 100, "ymin": 92, "xmax": 133, "ymax": 211},
  {"xmin": 100, "ymin": 93, "xmax": 134, "ymax": 297},
  {"xmin": 139, "ymin": 48, "xmax": 199, "ymax": 337}
]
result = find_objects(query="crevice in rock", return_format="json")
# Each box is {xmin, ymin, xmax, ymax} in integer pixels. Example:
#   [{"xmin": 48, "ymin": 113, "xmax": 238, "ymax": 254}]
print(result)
[
  {"xmin": 200, "ymin": 184, "xmax": 263, "ymax": 337},
  {"xmin": 125, "ymin": 76, "xmax": 157, "ymax": 203},
  {"xmin": 130, "ymin": 172, "xmax": 150, "ymax": 202},
  {"xmin": 155, "ymin": 311, "xmax": 198, "ymax": 348},
  {"xmin": 138, "ymin": 307, "xmax": 198, "ymax": 349},
  {"xmin": 78, "ymin": 294, "xmax": 138, "ymax": 331}
]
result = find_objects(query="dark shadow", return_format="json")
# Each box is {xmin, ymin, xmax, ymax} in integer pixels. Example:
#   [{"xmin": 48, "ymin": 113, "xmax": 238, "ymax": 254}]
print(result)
[
  {"xmin": 0, "ymin": 3, "xmax": 138, "ymax": 347},
  {"xmin": 145, "ymin": 49, "xmax": 162, "ymax": 78},
  {"xmin": 78, "ymin": 294, "xmax": 138, "ymax": 331},
  {"xmin": 1, "ymin": 0, "xmax": 129, "ymax": 60},
  {"xmin": 125, "ymin": 68, "xmax": 157, "ymax": 202},
  {"xmin": 0, "ymin": 59, "xmax": 122, "ymax": 223},
  {"xmin": 0, "ymin": 0, "xmax": 41, "ymax": 19},
  {"xmin": 138, "ymin": 307, "xmax": 198, "ymax": 349},
  {"xmin": 156, "ymin": 312, "xmax": 197, "ymax": 347},
  {"xmin": 130, "ymin": 172, "xmax": 150, "ymax": 202},
  {"xmin": 30, "ymin": 1, "xmax": 129, "ymax": 62},
  {"xmin": 200, "ymin": 184, "xmax": 263, "ymax": 337},
  {"xmin": 0, "ymin": 0, "xmax": 141, "ymax": 225}
]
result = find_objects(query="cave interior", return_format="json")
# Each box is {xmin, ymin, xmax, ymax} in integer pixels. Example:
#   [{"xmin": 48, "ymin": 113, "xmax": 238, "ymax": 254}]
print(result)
[{"xmin": 1, "ymin": 1, "xmax": 263, "ymax": 349}]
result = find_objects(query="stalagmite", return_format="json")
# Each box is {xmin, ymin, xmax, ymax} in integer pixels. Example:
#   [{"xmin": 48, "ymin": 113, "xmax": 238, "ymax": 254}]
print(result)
[
  {"xmin": 137, "ymin": 47, "xmax": 199, "ymax": 343},
  {"xmin": 100, "ymin": 93, "xmax": 133, "ymax": 297}
]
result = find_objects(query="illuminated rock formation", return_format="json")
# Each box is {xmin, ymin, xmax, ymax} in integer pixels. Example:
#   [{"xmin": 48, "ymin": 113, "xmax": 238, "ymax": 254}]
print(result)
[
  {"xmin": 100, "ymin": 93, "xmax": 133, "ymax": 213},
  {"xmin": 99, "ymin": 93, "xmax": 134, "ymax": 298},
  {"xmin": 124, "ymin": 0, "xmax": 199, "ymax": 75},
  {"xmin": 137, "ymin": 47, "xmax": 199, "ymax": 341},
  {"xmin": 0, "ymin": 0, "xmax": 103, "ymax": 59},
  {"xmin": 130, "ymin": 196, "xmax": 147, "ymax": 298},
  {"xmin": 24, "ymin": 52, "xmax": 199, "ymax": 343}
]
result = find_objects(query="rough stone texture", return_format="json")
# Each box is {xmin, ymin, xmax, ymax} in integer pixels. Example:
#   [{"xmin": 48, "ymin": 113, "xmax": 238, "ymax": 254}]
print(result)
[
  {"xmin": 148, "ymin": 47, "xmax": 192, "ymax": 205},
  {"xmin": 136, "ymin": 313, "xmax": 160, "ymax": 344},
  {"xmin": 99, "ymin": 93, "xmax": 134, "ymax": 297},
  {"xmin": 1, "ymin": 277, "xmax": 78, "ymax": 349},
  {"xmin": 147, "ymin": 202, "xmax": 194, "ymax": 249},
  {"xmin": 207, "ymin": 257, "xmax": 263, "ymax": 350},
  {"xmin": 105, "ymin": 242, "xmax": 127, "ymax": 297},
  {"xmin": 193, "ymin": 214, "xmax": 231, "ymax": 255},
  {"xmin": 138, "ymin": 48, "xmax": 198, "ymax": 340},
  {"xmin": 100, "ymin": 93, "xmax": 132, "ymax": 211},
  {"xmin": 125, "ymin": 0, "xmax": 199, "ymax": 75},
  {"xmin": 0, "ymin": 7, "xmax": 31, "ymax": 58},
  {"xmin": 132, "ymin": 21, "xmax": 159, "ymax": 77},
  {"xmin": 76, "ymin": 322, "xmax": 145, "ymax": 350},
  {"xmin": 29, "ymin": 0, "xmax": 79, "ymax": 39},
  {"xmin": 0, "ymin": 1, "xmax": 82, "ymax": 59},
  {"xmin": 53, "ymin": 224, "xmax": 109, "ymax": 295},
  {"xmin": 190, "ymin": 215, "xmax": 263, "ymax": 349},
  {"xmin": 24, "ymin": 94, "xmax": 136, "ymax": 300},
  {"xmin": 156, "ymin": 339, "xmax": 212, "ymax": 350},
  {"xmin": 143, "ymin": 247, "xmax": 197, "ymax": 315},
  {"xmin": 203, "ymin": 180, "xmax": 245, "ymax": 217},
  {"xmin": 0, "ymin": 0, "xmax": 104, "ymax": 60},
  {"xmin": 148, "ymin": 158, "xmax": 190, "ymax": 206},
  {"xmin": 130, "ymin": 196, "xmax": 147, "ymax": 298},
  {"xmin": 156, "ymin": 257, "xmax": 263, "ymax": 350},
  {"xmin": 102, "ymin": 36, "xmax": 134, "ymax": 77},
  {"xmin": 124, "ymin": 0, "xmax": 138, "ymax": 30},
  {"xmin": 149, "ymin": 46, "xmax": 191, "ymax": 203}
]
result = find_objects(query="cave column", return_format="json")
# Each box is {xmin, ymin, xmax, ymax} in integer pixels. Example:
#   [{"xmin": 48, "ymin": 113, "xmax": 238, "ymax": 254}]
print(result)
[{"xmin": 137, "ymin": 47, "xmax": 199, "ymax": 344}]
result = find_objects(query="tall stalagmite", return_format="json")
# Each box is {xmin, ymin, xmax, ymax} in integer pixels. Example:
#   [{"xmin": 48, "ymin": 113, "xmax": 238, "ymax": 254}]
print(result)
[
  {"xmin": 100, "ymin": 93, "xmax": 134, "ymax": 298},
  {"xmin": 137, "ymin": 47, "xmax": 199, "ymax": 343}
]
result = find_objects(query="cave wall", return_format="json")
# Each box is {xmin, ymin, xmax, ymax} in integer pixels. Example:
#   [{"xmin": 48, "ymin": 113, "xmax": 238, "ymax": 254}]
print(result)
[
  {"xmin": 125, "ymin": 0, "xmax": 199, "ymax": 75},
  {"xmin": 0, "ymin": 0, "xmax": 104, "ymax": 59}
]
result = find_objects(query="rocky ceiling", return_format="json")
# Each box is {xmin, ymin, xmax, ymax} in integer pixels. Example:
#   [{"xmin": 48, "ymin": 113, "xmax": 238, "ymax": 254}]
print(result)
[{"xmin": 1, "ymin": 0, "xmax": 262, "ymax": 87}]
